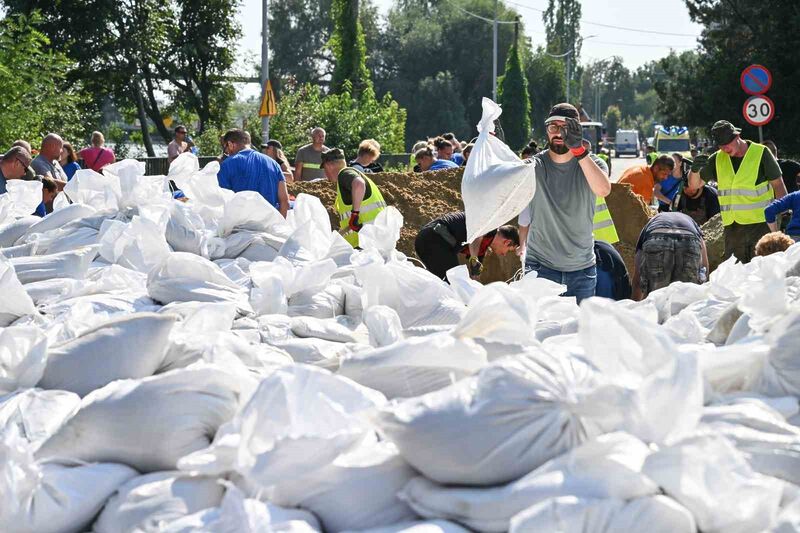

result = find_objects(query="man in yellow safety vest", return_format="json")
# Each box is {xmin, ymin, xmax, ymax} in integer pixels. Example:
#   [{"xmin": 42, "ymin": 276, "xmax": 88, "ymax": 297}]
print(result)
[
  {"xmin": 688, "ymin": 120, "xmax": 787, "ymax": 263},
  {"xmin": 320, "ymin": 148, "xmax": 387, "ymax": 248}
]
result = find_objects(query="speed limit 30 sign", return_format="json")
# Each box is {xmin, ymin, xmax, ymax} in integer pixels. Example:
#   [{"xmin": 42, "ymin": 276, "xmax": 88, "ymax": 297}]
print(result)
[{"xmin": 742, "ymin": 95, "xmax": 775, "ymax": 127}]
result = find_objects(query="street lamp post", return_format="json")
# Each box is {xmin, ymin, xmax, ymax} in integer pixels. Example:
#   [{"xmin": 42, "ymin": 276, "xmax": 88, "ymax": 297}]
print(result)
[{"xmin": 546, "ymin": 35, "xmax": 597, "ymax": 105}]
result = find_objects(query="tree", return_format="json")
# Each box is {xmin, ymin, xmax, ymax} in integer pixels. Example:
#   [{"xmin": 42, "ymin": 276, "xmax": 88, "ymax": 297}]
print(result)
[
  {"xmin": 580, "ymin": 56, "xmax": 635, "ymax": 120},
  {"xmin": 329, "ymin": 0, "xmax": 371, "ymax": 97},
  {"xmin": 0, "ymin": 12, "xmax": 89, "ymax": 147},
  {"xmin": 498, "ymin": 23, "xmax": 532, "ymax": 150},
  {"xmin": 543, "ymin": 0, "xmax": 582, "ymax": 103},
  {"xmin": 604, "ymin": 105, "xmax": 621, "ymax": 137},
  {"xmin": 525, "ymin": 48, "xmax": 566, "ymax": 137}
]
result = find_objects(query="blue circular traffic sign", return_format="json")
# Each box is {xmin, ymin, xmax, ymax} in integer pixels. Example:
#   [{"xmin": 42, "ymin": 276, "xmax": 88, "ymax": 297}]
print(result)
[{"xmin": 740, "ymin": 64, "xmax": 772, "ymax": 95}]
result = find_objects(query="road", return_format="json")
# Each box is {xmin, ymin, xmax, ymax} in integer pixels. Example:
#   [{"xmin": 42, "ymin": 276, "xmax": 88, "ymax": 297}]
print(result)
[{"xmin": 609, "ymin": 154, "xmax": 645, "ymax": 183}]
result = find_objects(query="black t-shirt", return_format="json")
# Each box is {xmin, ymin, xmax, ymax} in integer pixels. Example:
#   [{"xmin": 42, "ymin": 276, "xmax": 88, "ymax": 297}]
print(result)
[
  {"xmin": 430, "ymin": 211, "xmax": 496, "ymax": 256},
  {"xmin": 636, "ymin": 212, "xmax": 703, "ymax": 251},
  {"xmin": 779, "ymin": 159, "xmax": 800, "ymax": 194},
  {"xmin": 676, "ymin": 185, "xmax": 721, "ymax": 226},
  {"xmin": 337, "ymin": 167, "xmax": 372, "ymax": 205},
  {"xmin": 348, "ymin": 159, "xmax": 384, "ymax": 173},
  {"xmin": 594, "ymin": 240, "xmax": 631, "ymax": 301}
]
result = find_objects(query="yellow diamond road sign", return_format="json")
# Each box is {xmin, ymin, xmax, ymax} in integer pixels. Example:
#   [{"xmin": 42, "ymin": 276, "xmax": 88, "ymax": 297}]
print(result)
[{"xmin": 259, "ymin": 80, "xmax": 277, "ymax": 118}]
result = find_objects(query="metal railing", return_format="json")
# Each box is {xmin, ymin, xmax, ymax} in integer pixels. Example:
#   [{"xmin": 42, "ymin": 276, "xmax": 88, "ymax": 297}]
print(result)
[{"xmin": 136, "ymin": 154, "xmax": 414, "ymax": 175}]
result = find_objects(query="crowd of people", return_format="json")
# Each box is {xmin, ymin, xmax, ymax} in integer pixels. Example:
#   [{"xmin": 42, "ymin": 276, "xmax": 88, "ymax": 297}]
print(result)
[{"xmin": 2, "ymin": 110, "xmax": 799, "ymax": 305}]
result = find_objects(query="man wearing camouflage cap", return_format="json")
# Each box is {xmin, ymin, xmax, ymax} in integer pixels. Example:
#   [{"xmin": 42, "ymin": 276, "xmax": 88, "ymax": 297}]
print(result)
[
  {"xmin": 688, "ymin": 120, "xmax": 786, "ymax": 263},
  {"xmin": 320, "ymin": 147, "xmax": 387, "ymax": 248}
]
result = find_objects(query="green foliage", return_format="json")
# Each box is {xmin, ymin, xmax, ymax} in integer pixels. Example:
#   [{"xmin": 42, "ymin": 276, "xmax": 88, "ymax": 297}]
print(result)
[
  {"xmin": 580, "ymin": 56, "xmax": 635, "ymax": 120},
  {"xmin": 195, "ymin": 126, "xmax": 225, "ymax": 157},
  {"xmin": 0, "ymin": 12, "xmax": 89, "ymax": 148},
  {"xmin": 525, "ymin": 47, "xmax": 566, "ymax": 137},
  {"xmin": 543, "ymin": 0, "xmax": 582, "ymax": 103},
  {"xmin": 604, "ymin": 105, "xmax": 621, "ymax": 138},
  {"xmin": 329, "ymin": 0, "xmax": 371, "ymax": 97},
  {"xmin": 405, "ymin": 71, "xmax": 470, "ymax": 145},
  {"xmin": 248, "ymin": 81, "xmax": 405, "ymax": 160},
  {"xmin": 498, "ymin": 32, "xmax": 532, "ymax": 151}
]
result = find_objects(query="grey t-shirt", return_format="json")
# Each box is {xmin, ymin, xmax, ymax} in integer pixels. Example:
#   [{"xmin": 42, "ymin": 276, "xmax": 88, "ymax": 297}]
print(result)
[
  {"xmin": 31, "ymin": 155, "xmax": 68, "ymax": 182},
  {"xmin": 295, "ymin": 143, "xmax": 328, "ymax": 181},
  {"xmin": 519, "ymin": 152, "xmax": 608, "ymax": 271}
]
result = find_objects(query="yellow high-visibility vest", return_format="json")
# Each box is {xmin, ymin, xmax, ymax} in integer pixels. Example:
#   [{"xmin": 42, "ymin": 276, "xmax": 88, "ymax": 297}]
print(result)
[
  {"xmin": 716, "ymin": 142, "xmax": 772, "ymax": 226},
  {"xmin": 335, "ymin": 170, "xmax": 387, "ymax": 247},
  {"xmin": 593, "ymin": 196, "xmax": 619, "ymax": 244}
]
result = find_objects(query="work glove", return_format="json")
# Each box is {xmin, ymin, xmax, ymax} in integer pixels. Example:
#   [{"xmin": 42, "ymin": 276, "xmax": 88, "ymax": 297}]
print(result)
[
  {"xmin": 348, "ymin": 211, "xmax": 363, "ymax": 232},
  {"xmin": 561, "ymin": 117, "xmax": 586, "ymax": 158},
  {"xmin": 690, "ymin": 154, "xmax": 709, "ymax": 173},
  {"xmin": 468, "ymin": 256, "xmax": 483, "ymax": 278}
]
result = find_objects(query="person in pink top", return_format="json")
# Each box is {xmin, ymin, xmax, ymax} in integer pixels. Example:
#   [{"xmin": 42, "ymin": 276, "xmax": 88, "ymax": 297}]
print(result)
[{"xmin": 79, "ymin": 131, "xmax": 116, "ymax": 172}]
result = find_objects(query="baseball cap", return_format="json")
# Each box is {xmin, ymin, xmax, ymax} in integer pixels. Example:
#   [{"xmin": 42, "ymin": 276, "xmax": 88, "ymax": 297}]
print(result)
[
  {"xmin": 545, "ymin": 103, "xmax": 580, "ymax": 124},
  {"xmin": 320, "ymin": 148, "xmax": 346, "ymax": 166},
  {"xmin": 710, "ymin": 120, "xmax": 741, "ymax": 146}
]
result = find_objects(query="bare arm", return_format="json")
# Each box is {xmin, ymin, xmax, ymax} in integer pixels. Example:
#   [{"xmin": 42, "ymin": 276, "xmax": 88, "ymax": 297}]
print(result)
[
  {"xmin": 579, "ymin": 156, "xmax": 611, "ymax": 197},
  {"xmin": 467, "ymin": 236, "xmax": 482, "ymax": 259},
  {"xmin": 517, "ymin": 225, "xmax": 530, "ymax": 258},
  {"xmin": 293, "ymin": 161, "xmax": 304, "ymax": 181},
  {"xmin": 653, "ymin": 183, "xmax": 671, "ymax": 205},
  {"xmin": 771, "ymin": 177, "xmax": 788, "ymax": 200},
  {"xmin": 277, "ymin": 181, "xmax": 289, "ymax": 218},
  {"xmin": 351, "ymin": 177, "xmax": 367, "ymax": 212},
  {"xmin": 700, "ymin": 239, "xmax": 709, "ymax": 272}
]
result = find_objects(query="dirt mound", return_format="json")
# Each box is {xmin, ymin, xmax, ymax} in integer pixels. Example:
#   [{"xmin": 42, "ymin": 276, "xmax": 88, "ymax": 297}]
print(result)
[
  {"xmin": 290, "ymin": 170, "xmax": 657, "ymax": 284},
  {"xmin": 702, "ymin": 214, "xmax": 725, "ymax": 272}
]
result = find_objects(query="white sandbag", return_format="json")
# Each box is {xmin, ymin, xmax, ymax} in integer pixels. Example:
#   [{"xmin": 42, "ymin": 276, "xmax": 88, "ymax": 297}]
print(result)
[
  {"xmin": 270, "ymin": 337, "xmax": 357, "ymax": 371},
  {"xmin": 19, "ymin": 203, "xmax": 97, "ymax": 242},
  {"xmin": 147, "ymin": 252, "xmax": 252, "ymax": 313},
  {"xmin": 179, "ymin": 365, "xmax": 384, "ymax": 487},
  {"xmin": 399, "ymin": 432, "xmax": 657, "ymax": 532},
  {"xmin": 62, "ymin": 168, "xmax": 122, "ymax": 211},
  {"xmin": 0, "ymin": 216, "xmax": 39, "ymax": 247},
  {"xmin": 280, "ymin": 222, "xmax": 336, "ymax": 264},
  {"xmin": 214, "ymin": 258, "xmax": 253, "ymax": 289},
  {"xmin": 98, "ymin": 214, "xmax": 171, "ymax": 273},
  {"xmin": 755, "ymin": 310, "xmax": 800, "ymax": 397},
  {"xmin": 291, "ymin": 316, "xmax": 359, "ymax": 343},
  {"xmin": 166, "ymin": 202, "xmax": 214, "ymax": 257},
  {"xmin": 161, "ymin": 484, "xmax": 321, "ymax": 533},
  {"xmin": 348, "ymin": 521, "xmax": 471, "ymax": 533},
  {"xmin": 270, "ymin": 440, "xmax": 417, "ymax": 533},
  {"xmin": 578, "ymin": 297, "xmax": 703, "ymax": 443},
  {"xmin": 218, "ymin": 191, "xmax": 286, "ymax": 237},
  {"xmin": 461, "ymin": 98, "xmax": 536, "ymax": 242},
  {"xmin": 0, "ymin": 388, "xmax": 80, "ymax": 450},
  {"xmin": 363, "ymin": 305, "xmax": 404, "ymax": 347},
  {"xmin": 376, "ymin": 349, "xmax": 613, "ymax": 486},
  {"xmin": 38, "ymin": 313, "xmax": 176, "ymax": 396},
  {"xmin": 10, "ymin": 245, "xmax": 97, "ymax": 284},
  {"xmin": 338, "ymin": 332, "xmax": 487, "ymax": 399},
  {"xmin": 0, "ymin": 326, "xmax": 48, "ymax": 394},
  {"xmin": 36, "ymin": 366, "xmax": 241, "ymax": 472},
  {"xmin": 0, "ymin": 255, "xmax": 37, "ymax": 326},
  {"xmin": 454, "ymin": 281, "xmax": 538, "ymax": 345},
  {"xmin": 1, "ymin": 432, "xmax": 137, "ymax": 533},
  {"xmin": 357, "ymin": 207, "xmax": 404, "ymax": 259},
  {"xmin": 509, "ymin": 495, "xmax": 696, "ymax": 533},
  {"xmin": 288, "ymin": 284, "xmax": 346, "ymax": 318},
  {"xmin": 693, "ymin": 338, "xmax": 770, "ymax": 393},
  {"xmin": 93, "ymin": 471, "xmax": 225, "ymax": 533},
  {"xmin": 33, "ymin": 225, "xmax": 100, "ymax": 255},
  {"xmin": 251, "ymin": 256, "xmax": 338, "ymax": 299},
  {"xmin": 642, "ymin": 433, "xmax": 784, "ymax": 533},
  {"xmin": 171, "ymin": 160, "xmax": 230, "ymax": 227}
]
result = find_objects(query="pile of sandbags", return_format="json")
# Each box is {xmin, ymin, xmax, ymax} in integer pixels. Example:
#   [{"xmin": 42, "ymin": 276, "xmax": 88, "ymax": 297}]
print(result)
[{"xmin": 1, "ymin": 147, "xmax": 800, "ymax": 533}]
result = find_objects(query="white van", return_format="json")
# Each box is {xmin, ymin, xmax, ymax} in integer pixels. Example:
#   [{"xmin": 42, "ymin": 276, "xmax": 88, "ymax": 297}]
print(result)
[{"xmin": 615, "ymin": 130, "xmax": 640, "ymax": 157}]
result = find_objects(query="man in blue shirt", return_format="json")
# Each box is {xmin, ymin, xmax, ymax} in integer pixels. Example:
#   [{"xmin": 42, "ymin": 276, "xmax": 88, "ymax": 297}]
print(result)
[
  {"xmin": 218, "ymin": 129, "xmax": 289, "ymax": 217},
  {"xmin": 414, "ymin": 146, "xmax": 459, "ymax": 172},
  {"xmin": 766, "ymin": 190, "xmax": 800, "ymax": 241}
]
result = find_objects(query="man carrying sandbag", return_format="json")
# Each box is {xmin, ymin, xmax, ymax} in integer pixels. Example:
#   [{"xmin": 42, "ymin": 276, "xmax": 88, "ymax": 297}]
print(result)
[
  {"xmin": 415, "ymin": 211, "xmax": 520, "ymax": 280},
  {"xmin": 320, "ymin": 147, "xmax": 387, "ymax": 248},
  {"xmin": 518, "ymin": 103, "xmax": 612, "ymax": 303}
]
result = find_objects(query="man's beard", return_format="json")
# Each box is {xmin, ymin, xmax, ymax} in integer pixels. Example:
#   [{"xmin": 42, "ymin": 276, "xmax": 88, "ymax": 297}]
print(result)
[{"xmin": 549, "ymin": 140, "xmax": 569, "ymax": 155}]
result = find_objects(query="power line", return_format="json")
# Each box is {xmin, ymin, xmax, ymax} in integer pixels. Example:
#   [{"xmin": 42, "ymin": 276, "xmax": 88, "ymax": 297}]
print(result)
[
  {"xmin": 449, "ymin": 1, "xmax": 519, "ymax": 24},
  {"xmin": 505, "ymin": 0, "xmax": 702, "ymax": 38}
]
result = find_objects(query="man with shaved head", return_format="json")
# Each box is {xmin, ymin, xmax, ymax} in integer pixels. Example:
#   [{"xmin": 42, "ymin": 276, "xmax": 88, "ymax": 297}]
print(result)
[
  {"xmin": 293, "ymin": 126, "xmax": 328, "ymax": 181},
  {"xmin": 31, "ymin": 133, "xmax": 68, "ymax": 187}
]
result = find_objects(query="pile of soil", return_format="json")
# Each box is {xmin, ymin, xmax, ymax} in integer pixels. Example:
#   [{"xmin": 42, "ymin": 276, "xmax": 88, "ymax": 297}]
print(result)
[
  {"xmin": 290, "ymin": 170, "xmax": 658, "ymax": 284},
  {"xmin": 701, "ymin": 214, "xmax": 725, "ymax": 272}
]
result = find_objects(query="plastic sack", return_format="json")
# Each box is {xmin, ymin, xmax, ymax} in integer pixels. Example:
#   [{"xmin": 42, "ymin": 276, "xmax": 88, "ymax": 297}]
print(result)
[
  {"xmin": 461, "ymin": 98, "xmax": 536, "ymax": 241},
  {"xmin": 4, "ymin": 180, "xmax": 43, "ymax": 218},
  {"xmin": 0, "ymin": 216, "xmax": 39, "ymax": 247},
  {"xmin": 642, "ymin": 433, "xmax": 784, "ymax": 533},
  {"xmin": 36, "ymin": 366, "xmax": 242, "ymax": 473},
  {"xmin": 218, "ymin": 191, "xmax": 286, "ymax": 237},
  {"xmin": 62, "ymin": 168, "xmax": 122, "ymax": 211},
  {"xmin": 350, "ymin": 521, "xmax": 471, "ymax": 533},
  {"xmin": 376, "ymin": 349, "xmax": 613, "ymax": 486},
  {"xmin": 10, "ymin": 245, "xmax": 98, "ymax": 284},
  {"xmin": 160, "ymin": 484, "xmax": 321, "ymax": 533},
  {"xmin": 94, "ymin": 471, "xmax": 225, "ymax": 533},
  {"xmin": 363, "ymin": 305, "xmax": 404, "ymax": 347},
  {"xmin": 18, "ymin": 203, "xmax": 97, "ymax": 243},
  {"xmin": 1, "ymin": 430, "xmax": 137, "ymax": 533},
  {"xmin": 357, "ymin": 207, "xmax": 403, "ymax": 259},
  {"xmin": 269, "ymin": 337, "xmax": 356, "ymax": 371},
  {"xmin": 38, "ymin": 313, "xmax": 176, "ymax": 397},
  {"xmin": 338, "ymin": 332, "xmax": 487, "ymax": 399},
  {"xmin": 0, "ymin": 255, "xmax": 37, "ymax": 326},
  {"xmin": 755, "ymin": 310, "xmax": 800, "ymax": 397},
  {"xmin": 179, "ymin": 365, "xmax": 384, "ymax": 487},
  {"xmin": 0, "ymin": 326, "xmax": 48, "ymax": 394},
  {"xmin": 290, "ymin": 316, "xmax": 359, "ymax": 343},
  {"xmin": 269, "ymin": 440, "xmax": 418, "ymax": 533},
  {"xmin": 509, "ymin": 495, "xmax": 696, "ymax": 533},
  {"xmin": 400, "ymin": 432, "xmax": 658, "ymax": 532},
  {"xmin": 0, "ymin": 388, "xmax": 80, "ymax": 450}
]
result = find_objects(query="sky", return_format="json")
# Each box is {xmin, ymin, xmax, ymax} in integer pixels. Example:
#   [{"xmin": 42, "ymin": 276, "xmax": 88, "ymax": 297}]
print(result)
[{"xmin": 237, "ymin": 0, "xmax": 703, "ymax": 96}]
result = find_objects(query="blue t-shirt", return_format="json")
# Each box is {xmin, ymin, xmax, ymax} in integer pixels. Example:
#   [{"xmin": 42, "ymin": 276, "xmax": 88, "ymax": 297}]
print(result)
[
  {"xmin": 62, "ymin": 161, "xmax": 81, "ymax": 181},
  {"xmin": 429, "ymin": 159, "xmax": 459, "ymax": 171},
  {"xmin": 218, "ymin": 149, "xmax": 285, "ymax": 210},
  {"xmin": 765, "ymin": 191, "xmax": 800, "ymax": 237},
  {"xmin": 451, "ymin": 153, "xmax": 465, "ymax": 166},
  {"xmin": 658, "ymin": 176, "xmax": 681, "ymax": 206},
  {"xmin": 33, "ymin": 202, "xmax": 46, "ymax": 217}
]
